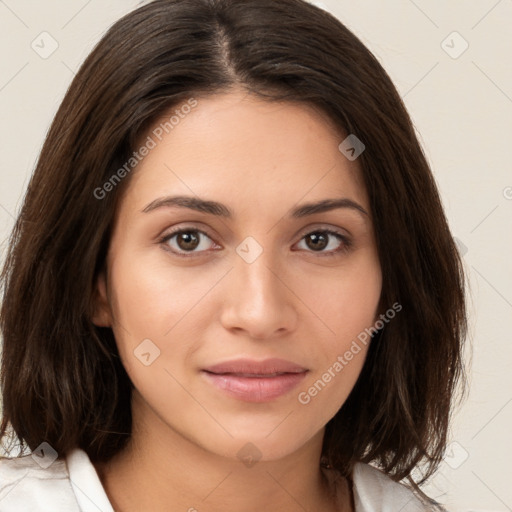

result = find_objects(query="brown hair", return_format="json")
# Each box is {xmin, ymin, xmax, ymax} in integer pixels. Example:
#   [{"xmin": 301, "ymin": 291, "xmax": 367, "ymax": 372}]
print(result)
[{"xmin": 0, "ymin": 0, "xmax": 466, "ymax": 498}]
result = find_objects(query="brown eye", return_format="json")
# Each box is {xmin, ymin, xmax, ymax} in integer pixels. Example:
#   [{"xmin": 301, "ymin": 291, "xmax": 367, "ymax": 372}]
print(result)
[
  {"xmin": 304, "ymin": 232, "xmax": 329, "ymax": 251},
  {"xmin": 175, "ymin": 231, "xmax": 200, "ymax": 251},
  {"xmin": 161, "ymin": 229, "xmax": 218, "ymax": 257},
  {"xmin": 295, "ymin": 229, "xmax": 351, "ymax": 256}
]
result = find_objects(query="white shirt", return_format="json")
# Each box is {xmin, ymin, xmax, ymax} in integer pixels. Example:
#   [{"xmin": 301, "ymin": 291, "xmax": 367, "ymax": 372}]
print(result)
[{"xmin": 0, "ymin": 448, "xmax": 445, "ymax": 511}]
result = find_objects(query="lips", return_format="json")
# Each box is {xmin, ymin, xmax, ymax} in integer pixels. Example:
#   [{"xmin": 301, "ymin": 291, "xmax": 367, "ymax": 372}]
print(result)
[
  {"xmin": 202, "ymin": 358, "xmax": 308, "ymax": 402},
  {"xmin": 203, "ymin": 357, "xmax": 308, "ymax": 376}
]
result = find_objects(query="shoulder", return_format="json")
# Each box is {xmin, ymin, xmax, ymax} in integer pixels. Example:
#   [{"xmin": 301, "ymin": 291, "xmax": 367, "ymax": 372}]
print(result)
[
  {"xmin": 0, "ymin": 452, "xmax": 80, "ymax": 511},
  {"xmin": 352, "ymin": 462, "xmax": 448, "ymax": 512}
]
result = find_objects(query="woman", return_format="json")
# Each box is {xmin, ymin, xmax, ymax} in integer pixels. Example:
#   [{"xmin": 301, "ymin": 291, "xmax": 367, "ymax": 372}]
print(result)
[{"xmin": 0, "ymin": 0, "xmax": 467, "ymax": 510}]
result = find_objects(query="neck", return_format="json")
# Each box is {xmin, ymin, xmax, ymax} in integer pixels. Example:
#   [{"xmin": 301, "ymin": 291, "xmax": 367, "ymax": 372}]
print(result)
[{"xmin": 94, "ymin": 392, "xmax": 352, "ymax": 512}]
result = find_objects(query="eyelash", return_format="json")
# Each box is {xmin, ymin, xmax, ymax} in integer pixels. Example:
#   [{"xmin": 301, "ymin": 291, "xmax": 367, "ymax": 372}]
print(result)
[{"xmin": 158, "ymin": 226, "xmax": 352, "ymax": 259}]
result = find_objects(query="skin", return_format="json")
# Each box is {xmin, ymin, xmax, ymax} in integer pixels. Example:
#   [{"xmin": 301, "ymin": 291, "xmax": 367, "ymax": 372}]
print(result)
[{"xmin": 92, "ymin": 87, "xmax": 382, "ymax": 512}]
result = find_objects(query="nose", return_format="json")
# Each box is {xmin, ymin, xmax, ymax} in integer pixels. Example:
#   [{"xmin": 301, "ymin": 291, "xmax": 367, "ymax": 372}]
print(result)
[{"xmin": 219, "ymin": 246, "xmax": 298, "ymax": 340}]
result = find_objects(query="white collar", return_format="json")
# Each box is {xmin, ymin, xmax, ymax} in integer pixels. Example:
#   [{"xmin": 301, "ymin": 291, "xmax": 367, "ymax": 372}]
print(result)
[
  {"xmin": 67, "ymin": 449, "xmax": 114, "ymax": 512},
  {"xmin": 66, "ymin": 448, "xmax": 432, "ymax": 512}
]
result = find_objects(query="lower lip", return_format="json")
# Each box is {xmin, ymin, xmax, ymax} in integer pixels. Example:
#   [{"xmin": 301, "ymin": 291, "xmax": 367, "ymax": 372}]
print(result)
[{"xmin": 201, "ymin": 371, "xmax": 308, "ymax": 402}]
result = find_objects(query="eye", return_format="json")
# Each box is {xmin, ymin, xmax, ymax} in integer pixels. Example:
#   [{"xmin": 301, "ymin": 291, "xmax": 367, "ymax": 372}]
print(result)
[
  {"xmin": 159, "ymin": 227, "xmax": 351, "ymax": 258},
  {"xmin": 160, "ymin": 228, "xmax": 219, "ymax": 257},
  {"xmin": 294, "ymin": 229, "xmax": 351, "ymax": 256}
]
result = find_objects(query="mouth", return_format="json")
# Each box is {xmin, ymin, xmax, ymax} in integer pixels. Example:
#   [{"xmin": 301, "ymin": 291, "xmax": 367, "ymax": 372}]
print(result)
[{"xmin": 201, "ymin": 358, "xmax": 309, "ymax": 402}]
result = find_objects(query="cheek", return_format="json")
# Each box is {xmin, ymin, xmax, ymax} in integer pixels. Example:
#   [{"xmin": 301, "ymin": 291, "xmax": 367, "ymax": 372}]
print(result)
[
  {"xmin": 108, "ymin": 251, "xmax": 220, "ymax": 338},
  {"xmin": 295, "ymin": 343, "xmax": 369, "ymax": 436},
  {"xmin": 296, "ymin": 253, "xmax": 382, "ymax": 341},
  {"xmin": 106, "ymin": 250, "xmax": 228, "ymax": 393},
  {"xmin": 294, "ymin": 268, "xmax": 380, "ymax": 427},
  {"xmin": 293, "ymin": 251, "xmax": 381, "ymax": 404}
]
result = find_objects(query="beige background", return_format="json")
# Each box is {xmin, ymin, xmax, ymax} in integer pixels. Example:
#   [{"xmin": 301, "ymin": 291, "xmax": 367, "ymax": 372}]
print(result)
[{"xmin": 1, "ymin": 1, "xmax": 511, "ymax": 510}]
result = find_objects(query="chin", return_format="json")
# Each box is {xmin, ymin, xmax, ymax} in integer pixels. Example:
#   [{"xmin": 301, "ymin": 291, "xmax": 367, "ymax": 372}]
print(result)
[{"xmin": 198, "ymin": 427, "xmax": 317, "ymax": 464}]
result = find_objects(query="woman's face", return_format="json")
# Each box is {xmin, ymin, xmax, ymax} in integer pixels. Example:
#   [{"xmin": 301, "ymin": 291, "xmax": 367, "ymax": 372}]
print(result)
[{"xmin": 93, "ymin": 88, "xmax": 382, "ymax": 462}]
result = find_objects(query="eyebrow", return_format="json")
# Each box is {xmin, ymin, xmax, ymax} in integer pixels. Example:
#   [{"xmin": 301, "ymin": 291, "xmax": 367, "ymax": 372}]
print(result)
[{"xmin": 142, "ymin": 195, "xmax": 368, "ymax": 218}]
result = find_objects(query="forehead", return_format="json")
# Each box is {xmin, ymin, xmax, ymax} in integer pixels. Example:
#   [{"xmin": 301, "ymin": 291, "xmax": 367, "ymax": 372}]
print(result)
[{"xmin": 122, "ymin": 89, "xmax": 368, "ymax": 215}]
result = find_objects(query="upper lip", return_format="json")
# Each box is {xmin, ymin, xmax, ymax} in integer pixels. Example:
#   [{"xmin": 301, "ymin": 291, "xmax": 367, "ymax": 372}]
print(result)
[{"xmin": 203, "ymin": 358, "xmax": 308, "ymax": 376}]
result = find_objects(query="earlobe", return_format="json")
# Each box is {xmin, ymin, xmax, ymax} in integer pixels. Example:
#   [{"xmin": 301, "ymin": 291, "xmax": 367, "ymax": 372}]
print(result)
[{"xmin": 90, "ymin": 270, "xmax": 112, "ymax": 327}]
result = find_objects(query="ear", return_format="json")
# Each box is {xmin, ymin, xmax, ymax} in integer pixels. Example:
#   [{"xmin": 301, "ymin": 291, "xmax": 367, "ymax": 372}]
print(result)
[{"xmin": 90, "ymin": 270, "xmax": 112, "ymax": 327}]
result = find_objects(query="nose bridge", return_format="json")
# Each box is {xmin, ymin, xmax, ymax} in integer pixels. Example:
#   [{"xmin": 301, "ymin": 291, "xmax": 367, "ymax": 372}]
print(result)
[
  {"xmin": 220, "ymin": 236, "xmax": 296, "ymax": 336},
  {"xmin": 238, "ymin": 244, "xmax": 280, "ymax": 299}
]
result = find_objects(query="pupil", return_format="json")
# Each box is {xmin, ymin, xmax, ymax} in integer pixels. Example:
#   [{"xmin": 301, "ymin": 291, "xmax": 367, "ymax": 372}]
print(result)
[
  {"xmin": 178, "ymin": 232, "xmax": 199, "ymax": 250},
  {"xmin": 307, "ymin": 232, "xmax": 327, "ymax": 251}
]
